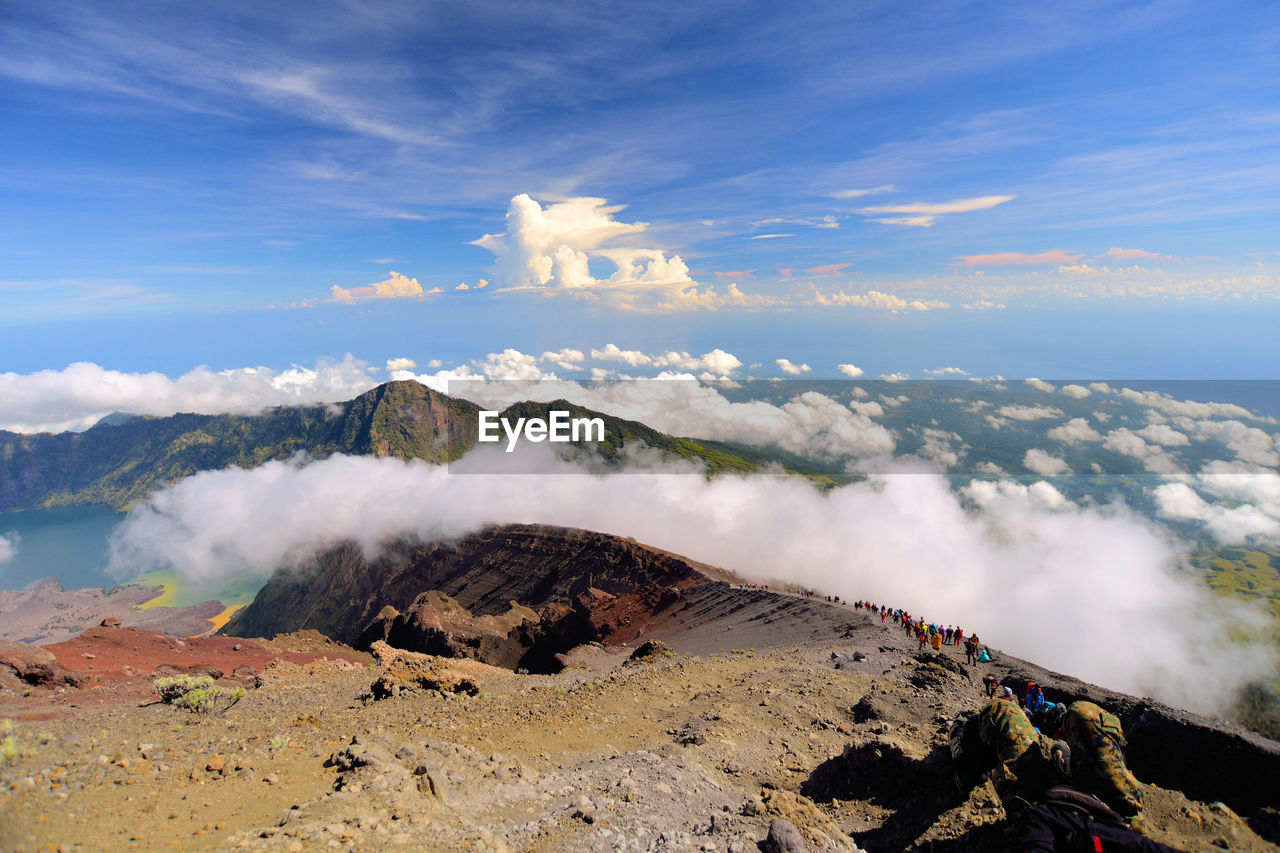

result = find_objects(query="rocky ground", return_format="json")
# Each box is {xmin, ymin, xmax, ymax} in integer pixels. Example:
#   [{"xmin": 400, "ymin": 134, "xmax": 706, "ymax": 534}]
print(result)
[
  {"xmin": 0, "ymin": 577, "xmax": 230, "ymax": 646},
  {"xmin": 1, "ymin": 605, "xmax": 1277, "ymax": 852}
]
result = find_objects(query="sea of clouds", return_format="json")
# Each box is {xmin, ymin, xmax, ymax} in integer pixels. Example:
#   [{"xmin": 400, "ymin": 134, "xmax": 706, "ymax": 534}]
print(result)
[{"xmin": 105, "ymin": 444, "xmax": 1275, "ymax": 716}]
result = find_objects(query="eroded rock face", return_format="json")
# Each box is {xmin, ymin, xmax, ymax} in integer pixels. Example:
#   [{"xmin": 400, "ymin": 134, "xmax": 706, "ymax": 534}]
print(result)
[
  {"xmin": 225, "ymin": 524, "xmax": 712, "ymax": 646},
  {"xmin": 354, "ymin": 591, "xmax": 538, "ymax": 670}
]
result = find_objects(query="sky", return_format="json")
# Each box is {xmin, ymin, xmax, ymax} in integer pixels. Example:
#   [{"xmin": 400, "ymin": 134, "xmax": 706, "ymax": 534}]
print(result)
[{"xmin": 3, "ymin": 0, "xmax": 1280, "ymax": 383}]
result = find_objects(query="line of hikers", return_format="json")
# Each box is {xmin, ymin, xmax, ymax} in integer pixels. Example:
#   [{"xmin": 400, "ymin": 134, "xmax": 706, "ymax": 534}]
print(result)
[
  {"xmin": 853, "ymin": 600, "xmax": 996, "ymax": 663},
  {"xmin": 853, "ymin": 599, "xmax": 1184, "ymax": 850}
]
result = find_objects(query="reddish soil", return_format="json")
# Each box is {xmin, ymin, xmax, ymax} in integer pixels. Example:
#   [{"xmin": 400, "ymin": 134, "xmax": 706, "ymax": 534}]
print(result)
[{"xmin": 0, "ymin": 625, "xmax": 371, "ymax": 721}]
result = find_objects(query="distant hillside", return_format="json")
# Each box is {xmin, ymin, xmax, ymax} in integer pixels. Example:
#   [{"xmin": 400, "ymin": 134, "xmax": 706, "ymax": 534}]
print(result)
[
  {"xmin": 0, "ymin": 381, "xmax": 479, "ymax": 511},
  {"xmin": 0, "ymin": 382, "xmax": 834, "ymax": 512}
]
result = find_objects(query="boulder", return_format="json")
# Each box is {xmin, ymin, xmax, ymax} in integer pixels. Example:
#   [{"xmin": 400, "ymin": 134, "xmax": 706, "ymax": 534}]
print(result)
[{"xmin": 0, "ymin": 640, "xmax": 85, "ymax": 687}]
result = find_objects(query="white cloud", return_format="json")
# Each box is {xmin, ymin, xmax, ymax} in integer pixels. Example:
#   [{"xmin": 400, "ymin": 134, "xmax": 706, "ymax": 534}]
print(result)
[
  {"xmin": 1103, "ymin": 428, "xmax": 1183, "ymax": 474},
  {"xmin": 997, "ymin": 404, "xmax": 1064, "ymax": 421},
  {"xmin": 859, "ymin": 194, "xmax": 1015, "ymax": 227},
  {"xmin": 1048, "ymin": 417, "xmax": 1103, "ymax": 444},
  {"xmin": 385, "ymin": 357, "xmax": 416, "ymax": 372},
  {"xmin": 804, "ymin": 289, "xmax": 948, "ymax": 312},
  {"xmin": 829, "ymin": 185, "xmax": 896, "ymax": 199},
  {"xmin": 1171, "ymin": 417, "xmax": 1279, "ymax": 467},
  {"xmin": 589, "ymin": 345, "xmax": 742, "ymax": 378},
  {"xmin": 1137, "ymin": 424, "xmax": 1191, "ymax": 447},
  {"xmin": 106, "ymin": 451, "xmax": 1272, "ymax": 714},
  {"xmin": 1025, "ymin": 378, "xmax": 1056, "ymax": 393},
  {"xmin": 1117, "ymin": 388, "xmax": 1259, "ymax": 422},
  {"xmin": 0, "ymin": 532, "xmax": 18, "ymax": 565},
  {"xmin": 1154, "ymin": 465, "xmax": 1280, "ymax": 546},
  {"xmin": 330, "ymin": 270, "xmax": 427, "ymax": 304},
  {"xmin": 849, "ymin": 400, "xmax": 884, "ymax": 418},
  {"xmin": 837, "ymin": 364, "xmax": 864, "ymax": 378},
  {"xmin": 1060, "ymin": 384, "xmax": 1091, "ymax": 399},
  {"xmin": 923, "ymin": 366, "xmax": 969, "ymax": 377},
  {"xmin": 539, "ymin": 349, "xmax": 585, "ymax": 371},
  {"xmin": 776, "ymin": 358, "xmax": 811, "ymax": 375},
  {"xmin": 1024, "ymin": 448, "xmax": 1072, "ymax": 476},
  {"xmin": 0, "ymin": 357, "xmax": 384, "ymax": 433},
  {"xmin": 471, "ymin": 194, "xmax": 703, "ymax": 308}
]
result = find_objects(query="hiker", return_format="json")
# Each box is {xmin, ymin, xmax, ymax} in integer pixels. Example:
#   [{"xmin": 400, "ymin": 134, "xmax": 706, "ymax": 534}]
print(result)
[
  {"xmin": 965, "ymin": 637, "xmax": 979, "ymax": 665},
  {"xmin": 949, "ymin": 700, "xmax": 1166, "ymax": 850},
  {"xmin": 930, "ymin": 630, "xmax": 944, "ymax": 652},
  {"xmin": 1056, "ymin": 701, "xmax": 1146, "ymax": 828},
  {"xmin": 983, "ymin": 674, "xmax": 998, "ymax": 697},
  {"xmin": 1025, "ymin": 683, "xmax": 1046, "ymax": 715},
  {"xmin": 1013, "ymin": 785, "xmax": 1187, "ymax": 852}
]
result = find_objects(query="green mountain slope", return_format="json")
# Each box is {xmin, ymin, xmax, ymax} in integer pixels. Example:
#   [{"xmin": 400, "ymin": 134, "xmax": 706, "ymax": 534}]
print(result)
[
  {"xmin": 0, "ymin": 381, "xmax": 480, "ymax": 511},
  {"xmin": 0, "ymin": 383, "xmax": 835, "ymax": 512}
]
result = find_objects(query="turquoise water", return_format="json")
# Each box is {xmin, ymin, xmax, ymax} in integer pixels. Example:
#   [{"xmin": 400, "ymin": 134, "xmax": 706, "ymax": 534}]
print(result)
[{"xmin": 0, "ymin": 505, "xmax": 125, "ymax": 591}]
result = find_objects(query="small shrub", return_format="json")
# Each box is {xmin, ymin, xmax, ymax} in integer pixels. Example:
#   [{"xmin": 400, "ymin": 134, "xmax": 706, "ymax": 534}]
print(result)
[
  {"xmin": 153, "ymin": 675, "xmax": 245, "ymax": 715},
  {"xmin": 0, "ymin": 720, "xmax": 32, "ymax": 766},
  {"xmin": 269, "ymin": 734, "xmax": 291, "ymax": 751}
]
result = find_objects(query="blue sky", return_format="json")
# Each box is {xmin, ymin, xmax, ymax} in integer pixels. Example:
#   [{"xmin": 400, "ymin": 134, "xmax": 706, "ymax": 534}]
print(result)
[{"xmin": 3, "ymin": 0, "xmax": 1280, "ymax": 383}]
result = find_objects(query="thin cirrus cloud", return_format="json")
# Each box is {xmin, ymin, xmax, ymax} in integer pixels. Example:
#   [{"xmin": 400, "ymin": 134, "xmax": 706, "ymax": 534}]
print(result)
[
  {"xmin": 1097, "ymin": 247, "xmax": 1164, "ymax": 261},
  {"xmin": 859, "ymin": 194, "xmax": 1016, "ymax": 227},
  {"xmin": 954, "ymin": 249, "xmax": 1083, "ymax": 268},
  {"xmin": 829, "ymin": 185, "xmax": 897, "ymax": 199},
  {"xmin": 805, "ymin": 263, "xmax": 853, "ymax": 277}
]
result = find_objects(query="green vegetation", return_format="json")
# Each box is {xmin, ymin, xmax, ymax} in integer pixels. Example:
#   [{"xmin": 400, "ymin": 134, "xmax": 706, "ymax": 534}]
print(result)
[
  {"xmin": 0, "ymin": 381, "xmax": 480, "ymax": 512},
  {"xmin": 1233, "ymin": 680, "xmax": 1280, "ymax": 741},
  {"xmin": 153, "ymin": 674, "xmax": 247, "ymax": 715},
  {"xmin": 1191, "ymin": 547, "xmax": 1280, "ymax": 621},
  {"xmin": 0, "ymin": 719, "xmax": 33, "ymax": 766}
]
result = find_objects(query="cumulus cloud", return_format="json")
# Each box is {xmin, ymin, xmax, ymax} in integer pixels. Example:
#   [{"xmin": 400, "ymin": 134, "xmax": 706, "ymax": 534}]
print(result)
[
  {"xmin": 0, "ymin": 356, "xmax": 384, "ymax": 433},
  {"xmin": 1117, "ymin": 388, "xmax": 1260, "ymax": 422},
  {"xmin": 837, "ymin": 364, "xmax": 864, "ymax": 378},
  {"xmin": 471, "ymin": 194, "xmax": 711, "ymax": 310},
  {"xmin": 924, "ymin": 367, "xmax": 969, "ymax": 377},
  {"xmin": 1048, "ymin": 418, "xmax": 1104, "ymax": 444},
  {"xmin": 776, "ymin": 358, "xmax": 811, "ymax": 375},
  {"xmin": 1025, "ymin": 378, "xmax": 1056, "ymax": 393},
  {"xmin": 331, "ymin": 271, "xmax": 427, "ymax": 304},
  {"xmin": 1154, "ymin": 463, "xmax": 1280, "ymax": 546},
  {"xmin": 803, "ymin": 289, "xmax": 948, "ymax": 312},
  {"xmin": 997, "ymin": 404, "xmax": 1064, "ymax": 421},
  {"xmin": 385, "ymin": 357, "xmax": 416, "ymax": 372},
  {"xmin": 1103, "ymin": 428, "xmax": 1184, "ymax": 474},
  {"xmin": 589, "ymin": 345, "xmax": 742, "ymax": 377},
  {"xmin": 1024, "ymin": 448, "xmax": 1072, "ymax": 477},
  {"xmin": 539, "ymin": 349, "xmax": 585, "ymax": 371},
  {"xmin": 1137, "ymin": 424, "xmax": 1191, "ymax": 447},
  {"xmin": 105, "ymin": 450, "xmax": 1274, "ymax": 714},
  {"xmin": 1060, "ymin": 384, "xmax": 1091, "ymax": 399},
  {"xmin": 1171, "ymin": 417, "xmax": 1279, "ymax": 467}
]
